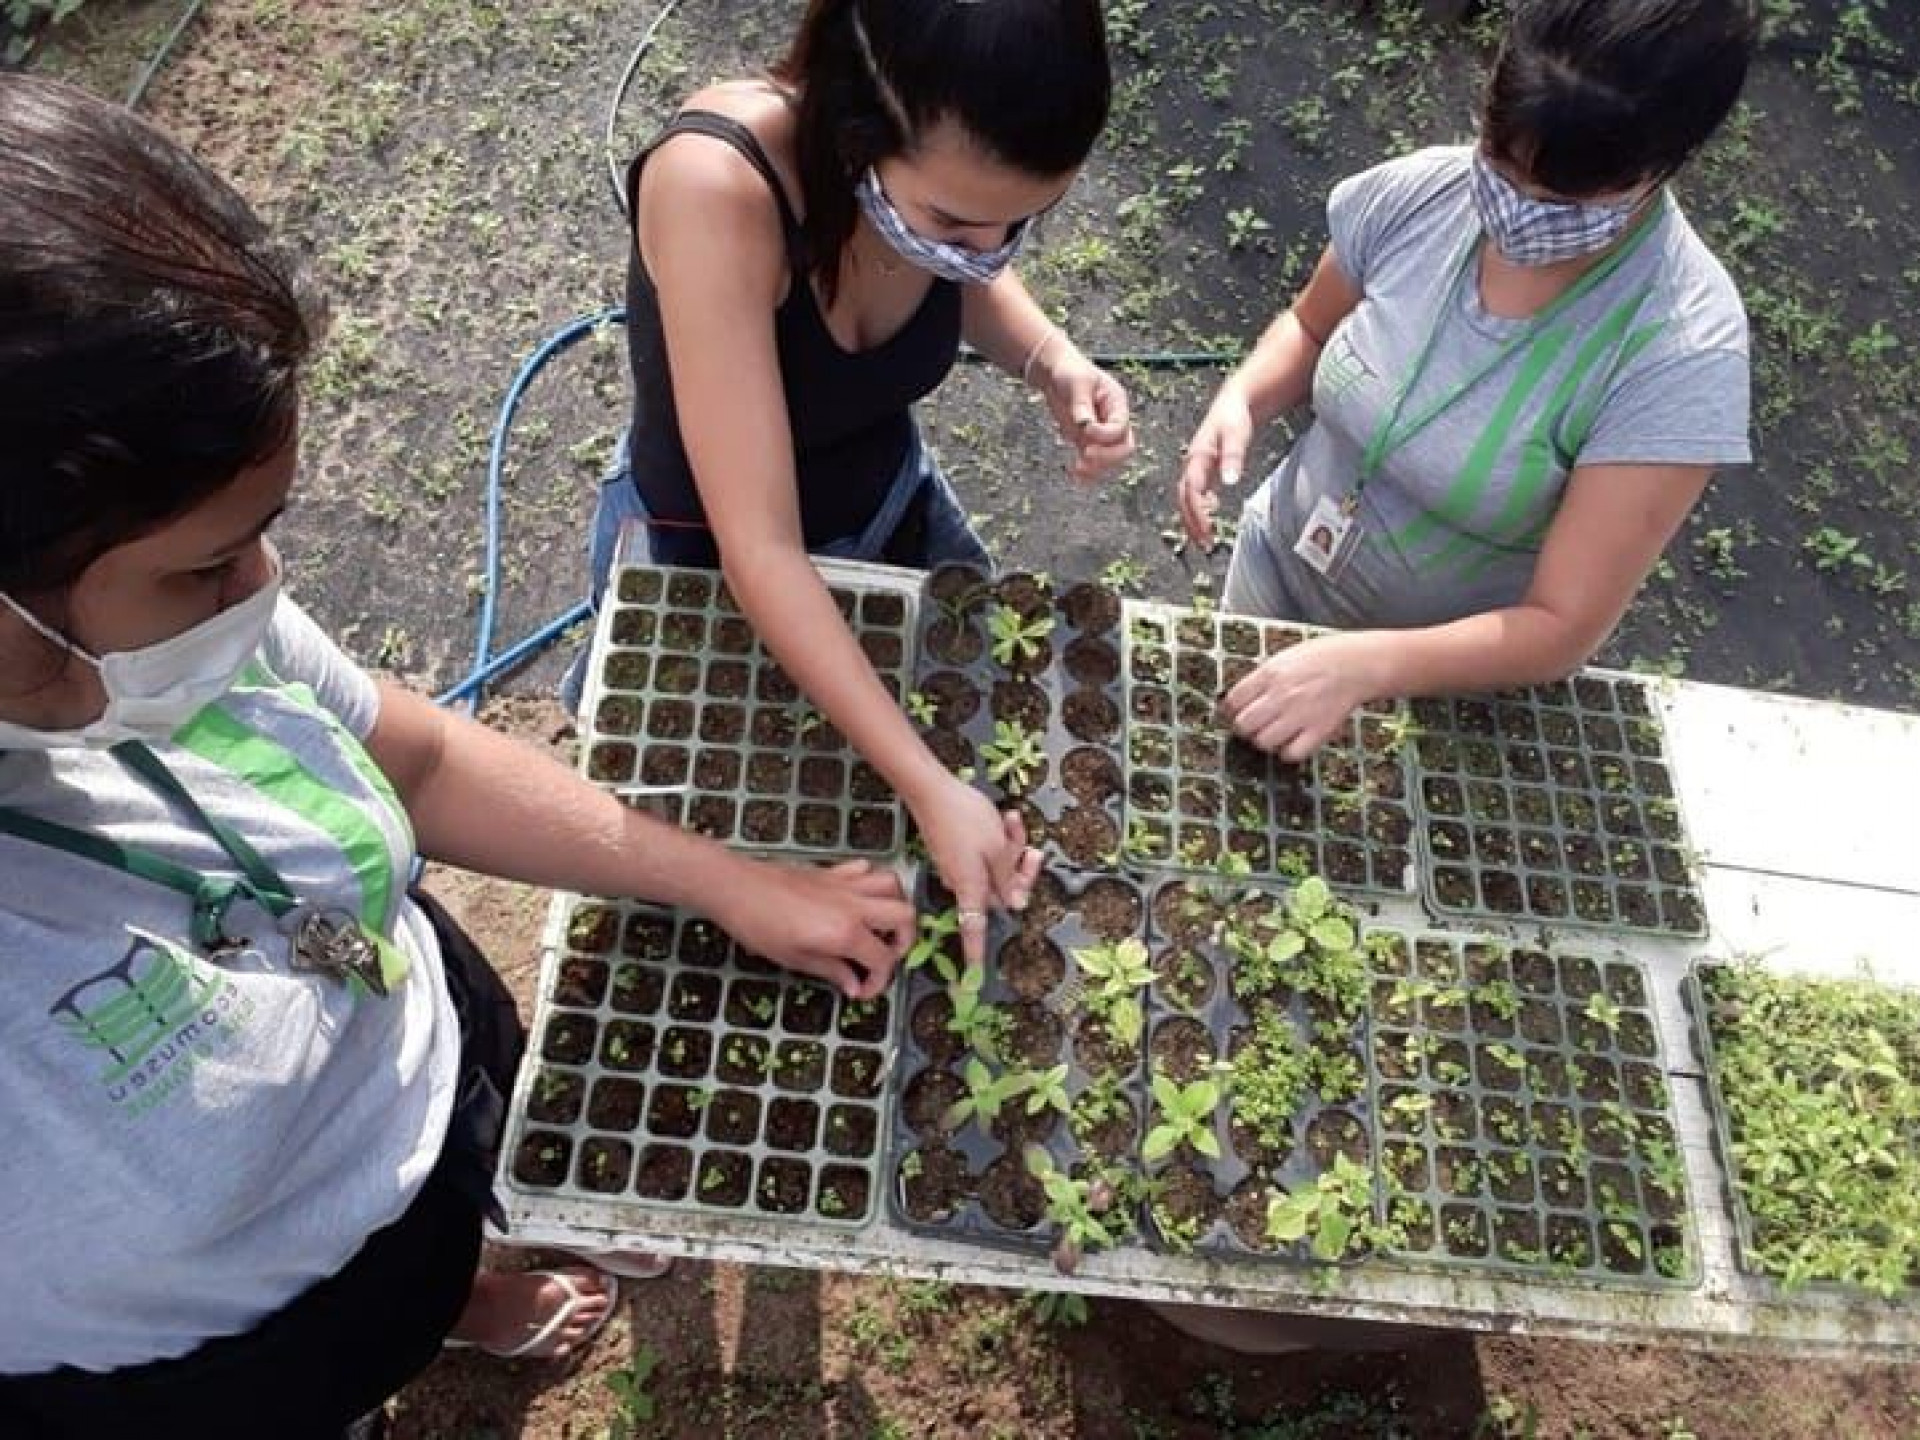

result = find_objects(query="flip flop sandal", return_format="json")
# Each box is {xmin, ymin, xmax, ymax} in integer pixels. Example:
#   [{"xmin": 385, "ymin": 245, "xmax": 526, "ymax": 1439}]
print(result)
[
  {"xmin": 445, "ymin": 1268, "xmax": 621, "ymax": 1360},
  {"xmin": 574, "ymin": 1247, "xmax": 676, "ymax": 1281}
]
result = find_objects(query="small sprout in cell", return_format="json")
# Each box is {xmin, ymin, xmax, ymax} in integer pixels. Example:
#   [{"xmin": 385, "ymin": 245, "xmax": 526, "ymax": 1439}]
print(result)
[
  {"xmin": 1584, "ymin": 992, "xmax": 1624, "ymax": 1035},
  {"xmin": 906, "ymin": 690, "xmax": 938, "ymax": 726},
  {"xmin": 1074, "ymin": 937, "xmax": 1154, "ymax": 1045},
  {"xmin": 987, "ymin": 603, "xmax": 1055, "ymax": 666},
  {"xmin": 906, "ymin": 907, "xmax": 963, "ymax": 984},
  {"xmin": 942, "ymin": 1056, "xmax": 1033, "ymax": 1131},
  {"xmin": 1143, "ymin": 1071, "xmax": 1222, "ymax": 1162},
  {"xmin": 981, "ymin": 719, "xmax": 1046, "ymax": 792},
  {"xmin": 1021, "ymin": 1063, "xmax": 1072, "ymax": 1118},
  {"xmin": 1265, "ymin": 1153, "xmax": 1377, "ymax": 1262}
]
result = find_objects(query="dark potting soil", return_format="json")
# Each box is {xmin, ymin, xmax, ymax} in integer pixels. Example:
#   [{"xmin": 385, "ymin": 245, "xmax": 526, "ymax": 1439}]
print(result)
[
  {"xmin": 900, "ymin": 1144, "xmax": 969, "ymax": 1223},
  {"xmin": 977, "ymin": 1154, "xmax": 1046, "ymax": 1230},
  {"xmin": 1078, "ymin": 878, "xmax": 1142, "ymax": 941},
  {"xmin": 1063, "ymin": 687, "xmax": 1119, "ymax": 743},
  {"xmin": 1057, "ymin": 805, "xmax": 1118, "ymax": 868},
  {"xmin": 1149, "ymin": 1016, "xmax": 1215, "ymax": 1084}
]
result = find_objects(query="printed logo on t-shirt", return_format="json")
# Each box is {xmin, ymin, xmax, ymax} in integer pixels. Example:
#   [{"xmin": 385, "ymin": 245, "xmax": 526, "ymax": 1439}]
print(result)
[
  {"xmin": 1319, "ymin": 329, "xmax": 1378, "ymax": 406},
  {"xmin": 49, "ymin": 929, "xmax": 257, "ymax": 1120}
]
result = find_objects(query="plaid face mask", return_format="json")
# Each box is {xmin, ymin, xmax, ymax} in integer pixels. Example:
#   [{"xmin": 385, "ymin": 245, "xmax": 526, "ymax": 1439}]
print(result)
[
  {"xmin": 1469, "ymin": 150, "xmax": 1647, "ymax": 267},
  {"xmin": 854, "ymin": 168, "xmax": 1032, "ymax": 285}
]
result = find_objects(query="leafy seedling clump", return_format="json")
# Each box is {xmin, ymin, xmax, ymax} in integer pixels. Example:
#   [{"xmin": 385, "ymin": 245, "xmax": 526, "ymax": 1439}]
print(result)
[{"xmin": 1694, "ymin": 963, "xmax": 1920, "ymax": 1298}]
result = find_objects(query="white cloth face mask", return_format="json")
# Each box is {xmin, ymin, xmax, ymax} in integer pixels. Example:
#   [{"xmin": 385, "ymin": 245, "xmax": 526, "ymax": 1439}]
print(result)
[{"xmin": 0, "ymin": 544, "xmax": 282, "ymax": 750}]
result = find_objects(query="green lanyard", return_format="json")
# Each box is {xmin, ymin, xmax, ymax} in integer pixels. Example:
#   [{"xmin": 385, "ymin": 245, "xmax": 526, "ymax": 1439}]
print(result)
[
  {"xmin": 0, "ymin": 741, "xmax": 403, "ymax": 994},
  {"xmin": 1354, "ymin": 195, "xmax": 1668, "ymax": 502},
  {"xmin": 0, "ymin": 742, "xmax": 297, "ymax": 950}
]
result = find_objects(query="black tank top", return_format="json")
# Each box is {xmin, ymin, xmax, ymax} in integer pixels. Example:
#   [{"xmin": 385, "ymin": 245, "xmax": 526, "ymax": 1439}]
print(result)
[{"xmin": 622, "ymin": 110, "xmax": 962, "ymax": 565}]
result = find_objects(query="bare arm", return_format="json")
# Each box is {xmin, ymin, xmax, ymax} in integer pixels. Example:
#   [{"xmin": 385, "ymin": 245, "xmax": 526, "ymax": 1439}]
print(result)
[
  {"xmin": 1224, "ymin": 462, "xmax": 1714, "ymax": 757},
  {"xmin": 365, "ymin": 684, "xmax": 914, "ymax": 997},
  {"xmin": 1178, "ymin": 247, "xmax": 1363, "ymax": 545},
  {"xmin": 962, "ymin": 271, "xmax": 1134, "ymax": 482},
  {"xmin": 639, "ymin": 136, "xmax": 1035, "ymax": 958}
]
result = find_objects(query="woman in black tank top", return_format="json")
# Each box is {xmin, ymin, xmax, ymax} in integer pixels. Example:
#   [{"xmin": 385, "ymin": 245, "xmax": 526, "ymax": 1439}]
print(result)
[{"xmin": 590, "ymin": 0, "xmax": 1133, "ymax": 959}]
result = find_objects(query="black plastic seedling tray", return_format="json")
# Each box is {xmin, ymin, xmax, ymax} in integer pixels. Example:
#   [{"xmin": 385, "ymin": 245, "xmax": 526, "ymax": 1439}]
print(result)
[
  {"xmin": 1684, "ymin": 961, "xmax": 1920, "ymax": 1301},
  {"xmin": 504, "ymin": 894, "xmax": 899, "ymax": 1229},
  {"xmin": 1140, "ymin": 876, "xmax": 1375, "ymax": 1265},
  {"xmin": 582, "ymin": 563, "xmax": 918, "ymax": 859},
  {"xmin": 887, "ymin": 868, "xmax": 1149, "ymax": 1259},
  {"xmin": 912, "ymin": 566, "xmax": 1127, "ymax": 871},
  {"xmin": 1364, "ymin": 930, "xmax": 1695, "ymax": 1287},
  {"xmin": 1120, "ymin": 602, "xmax": 1416, "ymax": 896},
  {"xmin": 1406, "ymin": 678, "xmax": 1706, "ymax": 938}
]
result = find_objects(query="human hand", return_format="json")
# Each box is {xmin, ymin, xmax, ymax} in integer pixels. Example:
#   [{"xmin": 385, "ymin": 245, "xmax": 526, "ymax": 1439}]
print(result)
[
  {"xmin": 909, "ymin": 773, "xmax": 1042, "ymax": 964},
  {"xmin": 1222, "ymin": 632, "xmax": 1389, "ymax": 761},
  {"xmin": 1177, "ymin": 383, "xmax": 1255, "ymax": 549},
  {"xmin": 709, "ymin": 857, "xmax": 915, "ymax": 1000},
  {"xmin": 1038, "ymin": 347, "xmax": 1136, "ymax": 484}
]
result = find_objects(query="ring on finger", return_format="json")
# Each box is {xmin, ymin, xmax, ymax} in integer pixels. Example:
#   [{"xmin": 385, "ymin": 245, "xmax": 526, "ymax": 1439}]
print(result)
[{"xmin": 957, "ymin": 908, "xmax": 988, "ymax": 928}]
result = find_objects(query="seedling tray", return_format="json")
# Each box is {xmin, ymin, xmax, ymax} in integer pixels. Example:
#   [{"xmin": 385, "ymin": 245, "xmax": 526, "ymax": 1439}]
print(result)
[
  {"xmin": 1406, "ymin": 677, "xmax": 1706, "ymax": 938},
  {"xmin": 502, "ymin": 892, "xmax": 900, "ymax": 1230},
  {"xmin": 1685, "ymin": 961, "xmax": 1920, "ymax": 1302},
  {"xmin": 1364, "ymin": 931, "xmax": 1695, "ymax": 1288},
  {"xmin": 1141, "ymin": 876, "xmax": 1376, "ymax": 1265},
  {"xmin": 581, "ymin": 561, "xmax": 919, "ymax": 859},
  {"xmin": 912, "ymin": 566, "xmax": 1126, "ymax": 870},
  {"xmin": 887, "ymin": 867, "xmax": 1149, "ymax": 1261},
  {"xmin": 1120, "ymin": 602, "xmax": 1416, "ymax": 895}
]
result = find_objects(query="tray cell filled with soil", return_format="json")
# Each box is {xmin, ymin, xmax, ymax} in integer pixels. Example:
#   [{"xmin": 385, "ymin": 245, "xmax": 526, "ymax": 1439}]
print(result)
[
  {"xmin": 1406, "ymin": 679, "xmax": 1705, "ymax": 939},
  {"xmin": 579, "ymin": 561, "xmax": 920, "ymax": 861},
  {"xmin": 909, "ymin": 567, "xmax": 1126, "ymax": 872},
  {"xmin": 502, "ymin": 894, "xmax": 900, "ymax": 1229},
  {"xmin": 1365, "ymin": 931, "xmax": 1695, "ymax": 1288},
  {"xmin": 1119, "ymin": 602, "xmax": 1416, "ymax": 895},
  {"xmin": 1140, "ymin": 875, "xmax": 1377, "ymax": 1267},
  {"xmin": 886, "ymin": 867, "xmax": 1149, "ymax": 1267}
]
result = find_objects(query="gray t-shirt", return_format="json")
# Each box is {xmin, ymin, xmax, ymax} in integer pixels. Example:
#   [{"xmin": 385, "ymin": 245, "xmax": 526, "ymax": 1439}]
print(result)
[
  {"xmin": 0, "ymin": 599, "xmax": 458, "ymax": 1375},
  {"xmin": 1245, "ymin": 145, "xmax": 1751, "ymax": 627}
]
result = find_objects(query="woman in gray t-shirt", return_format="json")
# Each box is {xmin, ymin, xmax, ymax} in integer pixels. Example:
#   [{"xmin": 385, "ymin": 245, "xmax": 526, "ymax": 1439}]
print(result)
[{"xmin": 1178, "ymin": 0, "xmax": 1756, "ymax": 765}]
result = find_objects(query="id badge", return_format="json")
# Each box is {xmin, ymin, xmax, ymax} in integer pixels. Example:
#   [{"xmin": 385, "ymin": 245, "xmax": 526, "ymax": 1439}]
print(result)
[{"xmin": 1292, "ymin": 494, "xmax": 1358, "ymax": 577}]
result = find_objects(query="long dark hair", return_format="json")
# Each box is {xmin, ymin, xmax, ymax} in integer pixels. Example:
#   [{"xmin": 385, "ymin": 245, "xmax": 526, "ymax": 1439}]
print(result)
[
  {"xmin": 771, "ymin": 0, "xmax": 1110, "ymax": 303},
  {"xmin": 0, "ymin": 74, "xmax": 323, "ymax": 597},
  {"xmin": 1482, "ymin": 0, "xmax": 1758, "ymax": 197}
]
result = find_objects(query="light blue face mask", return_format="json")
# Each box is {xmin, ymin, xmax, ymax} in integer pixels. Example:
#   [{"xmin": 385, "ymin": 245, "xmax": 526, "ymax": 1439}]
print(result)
[{"xmin": 854, "ymin": 168, "xmax": 1033, "ymax": 285}]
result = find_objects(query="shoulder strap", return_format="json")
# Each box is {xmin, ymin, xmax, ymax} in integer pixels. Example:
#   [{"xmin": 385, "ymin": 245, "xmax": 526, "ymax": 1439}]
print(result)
[{"xmin": 628, "ymin": 109, "xmax": 807, "ymax": 270}]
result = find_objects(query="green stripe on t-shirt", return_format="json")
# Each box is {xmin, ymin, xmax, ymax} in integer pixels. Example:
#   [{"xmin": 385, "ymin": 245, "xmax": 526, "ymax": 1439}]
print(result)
[
  {"xmin": 1394, "ymin": 321, "xmax": 1577, "ymax": 559},
  {"xmin": 170, "ymin": 705, "xmax": 398, "ymax": 932}
]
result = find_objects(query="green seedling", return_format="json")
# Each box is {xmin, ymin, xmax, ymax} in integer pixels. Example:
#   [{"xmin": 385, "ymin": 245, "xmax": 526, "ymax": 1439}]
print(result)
[
  {"xmin": 1583, "ymin": 992, "xmax": 1624, "ymax": 1035},
  {"xmin": 980, "ymin": 719, "xmax": 1045, "ymax": 791},
  {"xmin": 942, "ymin": 1055, "xmax": 1033, "ymax": 1131},
  {"xmin": 1020, "ymin": 1063, "xmax": 1072, "ymax": 1118},
  {"xmin": 1073, "ymin": 936, "xmax": 1153, "ymax": 1045},
  {"xmin": 906, "ymin": 907, "xmax": 963, "ymax": 984},
  {"xmin": 1024, "ymin": 1147, "xmax": 1129, "ymax": 1273},
  {"xmin": 987, "ymin": 603, "xmax": 1054, "ymax": 665},
  {"xmin": 1143, "ymin": 1071, "xmax": 1222, "ymax": 1162},
  {"xmin": 603, "ymin": 1343, "xmax": 660, "ymax": 1436},
  {"xmin": 1265, "ymin": 1152, "xmax": 1376, "ymax": 1262},
  {"xmin": 945, "ymin": 963, "xmax": 1010, "ymax": 1062},
  {"xmin": 905, "ymin": 689, "xmax": 938, "ymax": 726}
]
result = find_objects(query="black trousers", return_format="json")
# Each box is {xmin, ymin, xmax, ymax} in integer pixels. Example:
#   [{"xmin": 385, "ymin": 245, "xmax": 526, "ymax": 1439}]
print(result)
[{"xmin": 0, "ymin": 891, "xmax": 527, "ymax": 1440}]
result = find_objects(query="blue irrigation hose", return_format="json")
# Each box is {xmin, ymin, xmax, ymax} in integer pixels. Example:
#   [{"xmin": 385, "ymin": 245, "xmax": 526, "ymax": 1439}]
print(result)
[{"xmin": 438, "ymin": 305, "xmax": 624, "ymax": 712}]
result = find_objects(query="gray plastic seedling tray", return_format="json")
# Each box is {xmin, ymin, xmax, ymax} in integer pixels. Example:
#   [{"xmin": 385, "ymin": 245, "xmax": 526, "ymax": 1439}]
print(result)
[
  {"xmin": 887, "ymin": 867, "xmax": 1148, "ymax": 1259},
  {"xmin": 502, "ymin": 892, "xmax": 900, "ymax": 1231},
  {"xmin": 1407, "ymin": 676, "xmax": 1707, "ymax": 939},
  {"xmin": 1141, "ymin": 876, "xmax": 1375, "ymax": 1266},
  {"xmin": 1120, "ymin": 602, "xmax": 1417, "ymax": 896},
  {"xmin": 1684, "ymin": 961, "xmax": 1920, "ymax": 1302},
  {"xmin": 912, "ymin": 567, "xmax": 1126, "ymax": 871},
  {"xmin": 1365, "ymin": 930, "xmax": 1696, "ymax": 1288},
  {"xmin": 580, "ymin": 560, "xmax": 920, "ymax": 859}
]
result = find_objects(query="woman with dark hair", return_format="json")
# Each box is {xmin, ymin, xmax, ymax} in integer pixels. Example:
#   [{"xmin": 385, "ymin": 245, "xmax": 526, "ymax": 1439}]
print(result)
[
  {"xmin": 1178, "ymin": 0, "xmax": 1757, "ymax": 765},
  {"xmin": 0, "ymin": 73, "xmax": 912, "ymax": 1437},
  {"xmin": 584, "ymin": 0, "xmax": 1134, "ymax": 961}
]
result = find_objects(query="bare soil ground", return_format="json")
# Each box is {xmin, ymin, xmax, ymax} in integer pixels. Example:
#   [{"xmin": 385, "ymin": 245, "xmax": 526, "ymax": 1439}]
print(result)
[{"xmin": 27, "ymin": 0, "xmax": 1920, "ymax": 1433}]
